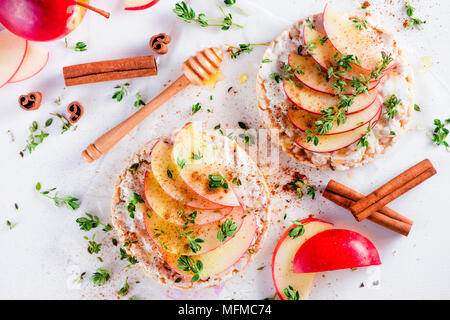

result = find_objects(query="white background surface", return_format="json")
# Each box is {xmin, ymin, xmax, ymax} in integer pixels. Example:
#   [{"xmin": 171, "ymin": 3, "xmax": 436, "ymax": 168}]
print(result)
[{"xmin": 0, "ymin": 0, "xmax": 449, "ymax": 299}]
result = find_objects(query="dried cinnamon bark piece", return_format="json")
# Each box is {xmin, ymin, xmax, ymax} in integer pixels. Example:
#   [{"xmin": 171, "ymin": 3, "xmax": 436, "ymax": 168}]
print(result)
[{"xmin": 63, "ymin": 56, "xmax": 157, "ymax": 86}]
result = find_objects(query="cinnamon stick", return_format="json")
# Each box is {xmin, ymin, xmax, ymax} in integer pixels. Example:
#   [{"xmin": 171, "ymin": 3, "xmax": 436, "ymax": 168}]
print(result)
[
  {"xmin": 63, "ymin": 56, "xmax": 157, "ymax": 86},
  {"xmin": 323, "ymin": 180, "xmax": 413, "ymax": 236},
  {"xmin": 350, "ymin": 159, "xmax": 435, "ymax": 221}
]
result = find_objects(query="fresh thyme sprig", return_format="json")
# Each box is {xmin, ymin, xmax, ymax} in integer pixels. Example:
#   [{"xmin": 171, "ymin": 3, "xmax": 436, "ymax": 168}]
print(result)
[
  {"xmin": 217, "ymin": 218, "xmax": 238, "ymax": 242},
  {"xmin": 76, "ymin": 213, "xmax": 112, "ymax": 232},
  {"xmin": 352, "ymin": 18, "xmax": 368, "ymax": 30},
  {"xmin": 224, "ymin": 0, "xmax": 249, "ymax": 16},
  {"xmin": 112, "ymin": 83, "xmax": 130, "ymax": 102},
  {"xmin": 225, "ymin": 43, "xmax": 269, "ymax": 59},
  {"xmin": 84, "ymin": 234, "xmax": 102, "ymax": 255},
  {"xmin": 134, "ymin": 93, "xmax": 145, "ymax": 108},
  {"xmin": 126, "ymin": 193, "xmax": 144, "ymax": 219},
  {"xmin": 6, "ymin": 220, "xmax": 17, "ymax": 230},
  {"xmin": 208, "ymin": 174, "xmax": 229, "ymax": 190},
  {"xmin": 118, "ymin": 277, "xmax": 130, "ymax": 296},
  {"xmin": 173, "ymin": 2, "xmax": 243, "ymax": 30},
  {"xmin": 120, "ymin": 247, "xmax": 139, "ymax": 267},
  {"xmin": 284, "ymin": 285, "xmax": 300, "ymax": 300},
  {"xmin": 405, "ymin": 1, "xmax": 426, "ymax": 29},
  {"xmin": 49, "ymin": 113, "xmax": 73, "ymax": 133},
  {"xmin": 270, "ymin": 63, "xmax": 304, "ymax": 85},
  {"xmin": 191, "ymin": 102, "xmax": 202, "ymax": 115},
  {"xmin": 23, "ymin": 121, "xmax": 50, "ymax": 154},
  {"xmin": 431, "ymin": 119, "xmax": 450, "ymax": 148},
  {"xmin": 36, "ymin": 182, "xmax": 80, "ymax": 210},
  {"xmin": 177, "ymin": 255, "xmax": 203, "ymax": 282},
  {"xmin": 286, "ymin": 180, "xmax": 315, "ymax": 200},
  {"xmin": 91, "ymin": 268, "xmax": 111, "ymax": 286},
  {"xmin": 356, "ymin": 124, "xmax": 373, "ymax": 149},
  {"xmin": 65, "ymin": 38, "xmax": 87, "ymax": 51},
  {"xmin": 383, "ymin": 94, "xmax": 401, "ymax": 119}
]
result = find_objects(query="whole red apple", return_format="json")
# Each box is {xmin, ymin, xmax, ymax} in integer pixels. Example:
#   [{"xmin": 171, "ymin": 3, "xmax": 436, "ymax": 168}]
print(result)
[{"xmin": 0, "ymin": 0, "xmax": 90, "ymax": 42}]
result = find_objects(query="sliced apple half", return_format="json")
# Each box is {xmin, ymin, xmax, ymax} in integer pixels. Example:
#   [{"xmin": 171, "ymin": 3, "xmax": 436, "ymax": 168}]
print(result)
[
  {"xmin": 144, "ymin": 170, "xmax": 232, "ymax": 226},
  {"xmin": 143, "ymin": 206, "xmax": 244, "ymax": 256},
  {"xmin": 289, "ymin": 53, "xmax": 380, "ymax": 95},
  {"xmin": 125, "ymin": 0, "xmax": 160, "ymax": 10},
  {"xmin": 288, "ymin": 96, "xmax": 381, "ymax": 135},
  {"xmin": 0, "ymin": 30, "xmax": 27, "ymax": 88},
  {"xmin": 151, "ymin": 140, "xmax": 225, "ymax": 210},
  {"xmin": 295, "ymin": 107, "xmax": 381, "ymax": 153},
  {"xmin": 172, "ymin": 123, "xmax": 240, "ymax": 208},
  {"xmin": 9, "ymin": 42, "xmax": 49, "ymax": 83},
  {"xmin": 293, "ymin": 229, "xmax": 381, "ymax": 273},
  {"xmin": 272, "ymin": 218, "xmax": 333, "ymax": 300},
  {"xmin": 283, "ymin": 79, "xmax": 377, "ymax": 115},
  {"xmin": 162, "ymin": 213, "xmax": 257, "ymax": 280},
  {"xmin": 323, "ymin": 5, "xmax": 390, "ymax": 71},
  {"xmin": 303, "ymin": 25, "xmax": 375, "ymax": 81}
]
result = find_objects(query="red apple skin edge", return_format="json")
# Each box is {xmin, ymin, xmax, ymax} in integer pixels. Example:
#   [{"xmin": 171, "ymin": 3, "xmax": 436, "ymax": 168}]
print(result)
[
  {"xmin": 293, "ymin": 229, "xmax": 381, "ymax": 274},
  {"xmin": 321, "ymin": 3, "xmax": 395, "ymax": 73},
  {"xmin": 125, "ymin": 0, "xmax": 160, "ymax": 11},
  {"xmin": 0, "ymin": 38, "xmax": 28, "ymax": 89},
  {"xmin": 283, "ymin": 80, "xmax": 377, "ymax": 116},
  {"xmin": 9, "ymin": 47, "xmax": 50, "ymax": 83},
  {"xmin": 295, "ymin": 107, "xmax": 381, "ymax": 153},
  {"xmin": 272, "ymin": 218, "xmax": 333, "ymax": 300}
]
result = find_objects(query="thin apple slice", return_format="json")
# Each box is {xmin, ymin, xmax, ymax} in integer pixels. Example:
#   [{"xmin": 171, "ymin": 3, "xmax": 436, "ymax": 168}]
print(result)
[
  {"xmin": 288, "ymin": 96, "xmax": 381, "ymax": 135},
  {"xmin": 151, "ymin": 140, "xmax": 225, "ymax": 210},
  {"xmin": 294, "ymin": 107, "xmax": 381, "ymax": 153},
  {"xmin": 303, "ymin": 25, "xmax": 375, "ymax": 81},
  {"xmin": 272, "ymin": 218, "xmax": 333, "ymax": 300},
  {"xmin": 144, "ymin": 206, "xmax": 245, "ymax": 256},
  {"xmin": 125, "ymin": 0, "xmax": 160, "ymax": 10},
  {"xmin": 323, "ymin": 5, "xmax": 390, "ymax": 71},
  {"xmin": 162, "ymin": 213, "xmax": 256, "ymax": 280},
  {"xmin": 293, "ymin": 229, "xmax": 381, "ymax": 273},
  {"xmin": 9, "ymin": 42, "xmax": 49, "ymax": 83},
  {"xmin": 172, "ymin": 123, "xmax": 240, "ymax": 208},
  {"xmin": 0, "ymin": 30, "xmax": 27, "ymax": 88},
  {"xmin": 289, "ymin": 53, "xmax": 380, "ymax": 95},
  {"xmin": 143, "ymin": 170, "xmax": 232, "ymax": 226},
  {"xmin": 283, "ymin": 80, "xmax": 377, "ymax": 115}
]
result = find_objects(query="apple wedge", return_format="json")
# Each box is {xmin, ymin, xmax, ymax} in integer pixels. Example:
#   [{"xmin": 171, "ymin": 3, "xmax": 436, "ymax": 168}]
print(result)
[
  {"xmin": 151, "ymin": 140, "xmax": 225, "ymax": 210},
  {"xmin": 143, "ymin": 206, "xmax": 244, "ymax": 256},
  {"xmin": 125, "ymin": 0, "xmax": 160, "ymax": 10},
  {"xmin": 0, "ymin": 30, "xmax": 27, "ymax": 88},
  {"xmin": 172, "ymin": 123, "xmax": 240, "ymax": 208},
  {"xmin": 9, "ymin": 42, "xmax": 49, "ymax": 83},
  {"xmin": 323, "ymin": 5, "xmax": 390, "ymax": 71},
  {"xmin": 288, "ymin": 96, "xmax": 381, "ymax": 135},
  {"xmin": 272, "ymin": 218, "xmax": 333, "ymax": 300},
  {"xmin": 283, "ymin": 80, "xmax": 377, "ymax": 115},
  {"xmin": 293, "ymin": 229, "xmax": 381, "ymax": 273},
  {"xmin": 294, "ymin": 107, "xmax": 381, "ymax": 153},
  {"xmin": 162, "ymin": 213, "xmax": 256, "ymax": 280},
  {"xmin": 303, "ymin": 25, "xmax": 375, "ymax": 81},
  {"xmin": 289, "ymin": 53, "xmax": 381, "ymax": 95},
  {"xmin": 143, "ymin": 169, "xmax": 232, "ymax": 226}
]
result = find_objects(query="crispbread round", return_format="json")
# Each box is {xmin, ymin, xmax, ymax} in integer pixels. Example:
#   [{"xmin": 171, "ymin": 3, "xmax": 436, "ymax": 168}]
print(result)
[
  {"xmin": 111, "ymin": 130, "xmax": 270, "ymax": 289},
  {"xmin": 256, "ymin": 15, "xmax": 415, "ymax": 170}
]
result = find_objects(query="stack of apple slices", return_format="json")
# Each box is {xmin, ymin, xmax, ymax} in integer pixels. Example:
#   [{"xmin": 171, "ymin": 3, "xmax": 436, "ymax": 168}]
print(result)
[
  {"xmin": 0, "ymin": 29, "xmax": 49, "ymax": 88},
  {"xmin": 284, "ymin": 5, "xmax": 393, "ymax": 153},
  {"xmin": 141, "ymin": 123, "xmax": 258, "ymax": 283},
  {"xmin": 272, "ymin": 218, "xmax": 381, "ymax": 300}
]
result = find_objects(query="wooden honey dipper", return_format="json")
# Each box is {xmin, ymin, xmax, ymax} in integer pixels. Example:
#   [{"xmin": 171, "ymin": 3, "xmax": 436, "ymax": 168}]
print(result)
[{"xmin": 82, "ymin": 47, "xmax": 223, "ymax": 163}]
